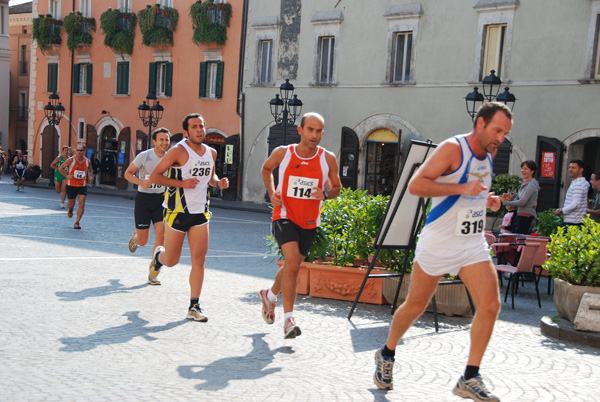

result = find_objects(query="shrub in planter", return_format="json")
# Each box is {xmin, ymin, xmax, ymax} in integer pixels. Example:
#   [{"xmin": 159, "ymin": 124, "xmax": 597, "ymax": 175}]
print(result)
[
  {"xmin": 544, "ymin": 217, "xmax": 600, "ymax": 322},
  {"xmin": 533, "ymin": 209, "xmax": 563, "ymax": 237},
  {"xmin": 138, "ymin": 4, "xmax": 179, "ymax": 47},
  {"xmin": 190, "ymin": 0, "xmax": 232, "ymax": 46},
  {"xmin": 32, "ymin": 14, "xmax": 62, "ymax": 53},
  {"xmin": 100, "ymin": 8, "xmax": 137, "ymax": 54}
]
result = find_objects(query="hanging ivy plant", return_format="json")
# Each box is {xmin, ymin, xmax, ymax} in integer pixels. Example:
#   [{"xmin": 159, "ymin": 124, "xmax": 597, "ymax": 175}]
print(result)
[
  {"xmin": 100, "ymin": 8, "xmax": 137, "ymax": 54},
  {"xmin": 190, "ymin": 0, "xmax": 232, "ymax": 46},
  {"xmin": 63, "ymin": 11, "xmax": 97, "ymax": 52},
  {"xmin": 32, "ymin": 14, "xmax": 62, "ymax": 53},
  {"xmin": 138, "ymin": 4, "xmax": 179, "ymax": 47}
]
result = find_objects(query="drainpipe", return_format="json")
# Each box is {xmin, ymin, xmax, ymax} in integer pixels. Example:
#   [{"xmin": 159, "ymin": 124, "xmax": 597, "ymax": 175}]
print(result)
[
  {"xmin": 236, "ymin": 0, "xmax": 248, "ymax": 201},
  {"xmin": 67, "ymin": 0, "xmax": 75, "ymax": 147}
]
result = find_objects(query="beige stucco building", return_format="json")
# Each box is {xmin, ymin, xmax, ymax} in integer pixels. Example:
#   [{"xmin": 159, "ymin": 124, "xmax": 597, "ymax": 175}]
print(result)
[{"xmin": 240, "ymin": 0, "xmax": 600, "ymax": 211}]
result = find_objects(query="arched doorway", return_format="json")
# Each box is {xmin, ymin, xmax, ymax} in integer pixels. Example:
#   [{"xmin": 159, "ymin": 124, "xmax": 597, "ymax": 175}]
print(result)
[
  {"xmin": 365, "ymin": 129, "xmax": 400, "ymax": 196},
  {"xmin": 41, "ymin": 125, "xmax": 58, "ymax": 180}
]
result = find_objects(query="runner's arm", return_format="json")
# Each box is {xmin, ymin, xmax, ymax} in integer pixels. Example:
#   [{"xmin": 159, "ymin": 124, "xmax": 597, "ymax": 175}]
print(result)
[
  {"xmin": 408, "ymin": 140, "xmax": 487, "ymax": 198},
  {"xmin": 150, "ymin": 146, "xmax": 198, "ymax": 189}
]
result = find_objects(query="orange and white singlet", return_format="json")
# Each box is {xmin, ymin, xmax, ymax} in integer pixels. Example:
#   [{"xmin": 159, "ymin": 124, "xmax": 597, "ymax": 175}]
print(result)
[
  {"xmin": 273, "ymin": 145, "xmax": 329, "ymax": 229},
  {"xmin": 66, "ymin": 157, "xmax": 89, "ymax": 187}
]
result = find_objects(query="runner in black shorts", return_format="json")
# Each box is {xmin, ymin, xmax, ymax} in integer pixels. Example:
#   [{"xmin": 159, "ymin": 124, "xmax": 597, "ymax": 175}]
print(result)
[
  {"xmin": 272, "ymin": 219, "xmax": 317, "ymax": 257},
  {"xmin": 124, "ymin": 128, "xmax": 171, "ymax": 284}
]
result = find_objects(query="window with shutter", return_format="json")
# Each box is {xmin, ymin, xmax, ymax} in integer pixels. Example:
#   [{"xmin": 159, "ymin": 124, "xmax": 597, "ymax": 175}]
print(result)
[
  {"xmin": 199, "ymin": 62, "xmax": 207, "ymax": 98},
  {"xmin": 47, "ymin": 63, "xmax": 58, "ymax": 93},
  {"xmin": 116, "ymin": 61, "xmax": 129, "ymax": 95},
  {"xmin": 73, "ymin": 63, "xmax": 81, "ymax": 93}
]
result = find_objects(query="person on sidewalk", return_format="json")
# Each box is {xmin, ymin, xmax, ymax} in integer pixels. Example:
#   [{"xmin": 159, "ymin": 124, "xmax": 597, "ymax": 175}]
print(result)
[
  {"xmin": 586, "ymin": 171, "xmax": 600, "ymax": 223},
  {"xmin": 148, "ymin": 113, "xmax": 228, "ymax": 321},
  {"xmin": 555, "ymin": 160, "xmax": 590, "ymax": 226},
  {"xmin": 124, "ymin": 127, "xmax": 171, "ymax": 283},
  {"xmin": 258, "ymin": 112, "xmax": 342, "ymax": 339},
  {"xmin": 12, "ymin": 150, "xmax": 27, "ymax": 191},
  {"xmin": 373, "ymin": 102, "xmax": 510, "ymax": 401},
  {"xmin": 0, "ymin": 146, "xmax": 6, "ymax": 179},
  {"xmin": 50, "ymin": 146, "xmax": 70, "ymax": 208},
  {"xmin": 60, "ymin": 145, "xmax": 93, "ymax": 229}
]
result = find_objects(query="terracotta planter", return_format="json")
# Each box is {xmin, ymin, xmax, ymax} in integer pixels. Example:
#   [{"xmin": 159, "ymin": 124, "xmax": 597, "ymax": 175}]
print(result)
[
  {"xmin": 275, "ymin": 260, "xmax": 310, "ymax": 295},
  {"xmin": 383, "ymin": 274, "xmax": 472, "ymax": 316},
  {"xmin": 307, "ymin": 263, "xmax": 388, "ymax": 305},
  {"xmin": 382, "ymin": 274, "xmax": 410, "ymax": 305},
  {"xmin": 553, "ymin": 278, "xmax": 600, "ymax": 323}
]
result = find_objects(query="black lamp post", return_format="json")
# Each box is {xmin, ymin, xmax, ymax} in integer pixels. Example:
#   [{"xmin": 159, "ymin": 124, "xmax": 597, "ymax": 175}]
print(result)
[
  {"xmin": 138, "ymin": 92, "xmax": 164, "ymax": 149},
  {"xmin": 269, "ymin": 79, "xmax": 303, "ymax": 146},
  {"xmin": 44, "ymin": 92, "xmax": 65, "ymax": 184},
  {"xmin": 465, "ymin": 70, "xmax": 517, "ymax": 120}
]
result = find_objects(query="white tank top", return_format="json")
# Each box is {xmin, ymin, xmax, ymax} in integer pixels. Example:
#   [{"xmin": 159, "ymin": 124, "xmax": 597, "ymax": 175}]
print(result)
[
  {"xmin": 163, "ymin": 141, "xmax": 214, "ymax": 214},
  {"xmin": 417, "ymin": 134, "xmax": 493, "ymax": 249}
]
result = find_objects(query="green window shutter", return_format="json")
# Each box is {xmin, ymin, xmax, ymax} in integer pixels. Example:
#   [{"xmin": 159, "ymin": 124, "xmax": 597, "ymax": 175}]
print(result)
[
  {"xmin": 199, "ymin": 62, "xmax": 207, "ymax": 98},
  {"xmin": 148, "ymin": 62, "xmax": 157, "ymax": 96},
  {"xmin": 73, "ymin": 63, "xmax": 81, "ymax": 94},
  {"xmin": 86, "ymin": 63, "xmax": 93, "ymax": 94},
  {"xmin": 215, "ymin": 61, "xmax": 224, "ymax": 99},
  {"xmin": 165, "ymin": 62, "xmax": 173, "ymax": 97},
  {"xmin": 47, "ymin": 63, "xmax": 58, "ymax": 93},
  {"xmin": 117, "ymin": 62, "xmax": 129, "ymax": 95}
]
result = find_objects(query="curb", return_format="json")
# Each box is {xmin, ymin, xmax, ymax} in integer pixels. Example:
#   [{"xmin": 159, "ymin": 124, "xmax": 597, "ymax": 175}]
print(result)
[{"xmin": 540, "ymin": 315, "xmax": 600, "ymax": 349}]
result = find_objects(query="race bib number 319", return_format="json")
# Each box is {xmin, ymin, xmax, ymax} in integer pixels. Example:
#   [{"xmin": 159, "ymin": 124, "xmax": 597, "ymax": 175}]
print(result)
[
  {"xmin": 286, "ymin": 175, "xmax": 319, "ymax": 199},
  {"xmin": 455, "ymin": 207, "xmax": 485, "ymax": 236}
]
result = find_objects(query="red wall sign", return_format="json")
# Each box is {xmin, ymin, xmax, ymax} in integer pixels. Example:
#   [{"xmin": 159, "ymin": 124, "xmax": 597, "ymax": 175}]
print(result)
[{"xmin": 541, "ymin": 152, "xmax": 555, "ymax": 178}]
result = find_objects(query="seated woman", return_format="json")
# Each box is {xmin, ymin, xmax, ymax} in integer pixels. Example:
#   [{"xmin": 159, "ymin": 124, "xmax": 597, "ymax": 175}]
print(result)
[{"xmin": 500, "ymin": 160, "xmax": 539, "ymax": 234}]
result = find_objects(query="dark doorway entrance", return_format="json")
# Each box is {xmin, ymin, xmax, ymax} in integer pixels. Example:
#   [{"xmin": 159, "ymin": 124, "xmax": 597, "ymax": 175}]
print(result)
[
  {"xmin": 365, "ymin": 129, "xmax": 400, "ymax": 196},
  {"xmin": 99, "ymin": 126, "xmax": 118, "ymax": 186},
  {"xmin": 535, "ymin": 136, "xmax": 565, "ymax": 212}
]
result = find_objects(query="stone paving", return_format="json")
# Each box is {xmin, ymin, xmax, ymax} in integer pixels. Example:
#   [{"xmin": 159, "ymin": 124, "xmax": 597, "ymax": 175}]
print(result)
[{"xmin": 0, "ymin": 180, "xmax": 599, "ymax": 401}]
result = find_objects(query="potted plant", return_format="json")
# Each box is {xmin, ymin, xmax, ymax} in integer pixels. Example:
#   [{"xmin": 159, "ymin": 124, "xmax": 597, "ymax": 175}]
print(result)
[
  {"xmin": 533, "ymin": 208, "xmax": 563, "ymax": 237},
  {"xmin": 488, "ymin": 173, "xmax": 522, "ymax": 231},
  {"xmin": 190, "ymin": 0, "xmax": 232, "ymax": 46},
  {"xmin": 100, "ymin": 8, "xmax": 137, "ymax": 54},
  {"xmin": 63, "ymin": 11, "xmax": 96, "ymax": 51},
  {"xmin": 32, "ymin": 14, "xmax": 63, "ymax": 53},
  {"xmin": 24, "ymin": 165, "xmax": 42, "ymax": 181},
  {"xmin": 544, "ymin": 217, "xmax": 600, "ymax": 324},
  {"xmin": 138, "ymin": 4, "xmax": 179, "ymax": 47}
]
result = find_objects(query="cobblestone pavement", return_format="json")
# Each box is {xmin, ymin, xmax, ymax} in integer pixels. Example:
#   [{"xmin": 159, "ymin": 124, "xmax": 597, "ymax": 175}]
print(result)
[{"xmin": 1, "ymin": 181, "xmax": 599, "ymax": 401}]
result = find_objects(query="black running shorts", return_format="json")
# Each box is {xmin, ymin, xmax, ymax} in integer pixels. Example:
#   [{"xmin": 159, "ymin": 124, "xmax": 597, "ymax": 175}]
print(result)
[{"xmin": 272, "ymin": 219, "xmax": 317, "ymax": 257}]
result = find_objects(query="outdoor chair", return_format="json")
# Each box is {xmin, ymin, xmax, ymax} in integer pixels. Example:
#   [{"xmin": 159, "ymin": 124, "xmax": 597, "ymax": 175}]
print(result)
[
  {"xmin": 492, "ymin": 241, "xmax": 542, "ymax": 309},
  {"xmin": 525, "ymin": 237, "xmax": 552, "ymax": 295},
  {"xmin": 485, "ymin": 231, "xmax": 496, "ymax": 246}
]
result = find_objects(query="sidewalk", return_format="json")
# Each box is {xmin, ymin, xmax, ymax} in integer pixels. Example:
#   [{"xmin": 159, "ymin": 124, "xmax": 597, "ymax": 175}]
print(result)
[{"xmin": 24, "ymin": 179, "xmax": 272, "ymax": 214}]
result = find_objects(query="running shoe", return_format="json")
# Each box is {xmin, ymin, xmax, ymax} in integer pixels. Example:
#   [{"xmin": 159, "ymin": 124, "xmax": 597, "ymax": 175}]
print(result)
[
  {"xmin": 148, "ymin": 246, "xmax": 165, "ymax": 283},
  {"xmin": 453, "ymin": 374, "xmax": 499, "ymax": 402},
  {"xmin": 283, "ymin": 317, "xmax": 301, "ymax": 339},
  {"xmin": 258, "ymin": 289, "xmax": 275, "ymax": 324},
  {"xmin": 187, "ymin": 304, "xmax": 208, "ymax": 322},
  {"xmin": 128, "ymin": 230, "xmax": 138, "ymax": 253},
  {"xmin": 67, "ymin": 207, "xmax": 73, "ymax": 218},
  {"xmin": 373, "ymin": 347, "xmax": 394, "ymax": 390},
  {"xmin": 60, "ymin": 203, "xmax": 65, "ymax": 209}
]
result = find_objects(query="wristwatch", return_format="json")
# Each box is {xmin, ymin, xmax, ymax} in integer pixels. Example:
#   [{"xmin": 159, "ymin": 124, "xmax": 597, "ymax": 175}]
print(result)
[{"xmin": 323, "ymin": 191, "xmax": 329, "ymax": 200}]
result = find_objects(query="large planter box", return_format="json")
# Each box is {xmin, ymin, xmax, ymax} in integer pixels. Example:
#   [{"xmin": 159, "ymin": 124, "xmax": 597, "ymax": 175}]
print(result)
[
  {"xmin": 308, "ymin": 263, "xmax": 388, "ymax": 305},
  {"xmin": 383, "ymin": 275, "xmax": 472, "ymax": 316},
  {"xmin": 275, "ymin": 260, "xmax": 310, "ymax": 295},
  {"xmin": 554, "ymin": 278, "xmax": 600, "ymax": 323}
]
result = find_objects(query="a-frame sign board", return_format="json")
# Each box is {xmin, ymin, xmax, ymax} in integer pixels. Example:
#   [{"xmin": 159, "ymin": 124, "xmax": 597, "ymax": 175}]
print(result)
[{"xmin": 348, "ymin": 139, "xmax": 437, "ymax": 320}]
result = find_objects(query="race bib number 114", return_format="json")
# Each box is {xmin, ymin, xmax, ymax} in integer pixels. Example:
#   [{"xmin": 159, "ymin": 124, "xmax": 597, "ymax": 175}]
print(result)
[{"xmin": 286, "ymin": 175, "xmax": 319, "ymax": 199}]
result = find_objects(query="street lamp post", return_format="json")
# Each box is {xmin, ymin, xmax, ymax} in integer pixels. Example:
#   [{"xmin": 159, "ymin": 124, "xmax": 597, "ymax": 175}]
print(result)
[
  {"xmin": 138, "ymin": 92, "xmax": 164, "ymax": 149},
  {"xmin": 465, "ymin": 70, "xmax": 517, "ymax": 120},
  {"xmin": 269, "ymin": 79, "xmax": 303, "ymax": 146},
  {"xmin": 43, "ymin": 92, "xmax": 65, "ymax": 185}
]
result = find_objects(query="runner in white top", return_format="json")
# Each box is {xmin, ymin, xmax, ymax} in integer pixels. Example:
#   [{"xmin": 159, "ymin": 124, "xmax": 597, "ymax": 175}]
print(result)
[
  {"xmin": 148, "ymin": 113, "xmax": 229, "ymax": 322},
  {"xmin": 374, "ymin": 102, "xmax": 511, "ymax": 402},
  {"xmin": 124, "ymin": 128, "xmax": 171, "ymax": 275}
]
